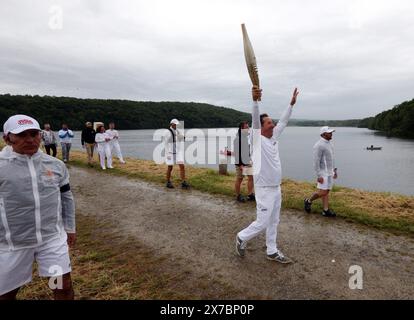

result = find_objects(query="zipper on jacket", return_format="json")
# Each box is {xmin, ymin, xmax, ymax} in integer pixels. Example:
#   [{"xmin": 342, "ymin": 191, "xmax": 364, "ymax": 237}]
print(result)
[
  {"xmin": 0, "ymin": 198, "xmax": 14, "ymax": 251},
  {"xmin": 27, "ymin": 157, "xmax": 42, "ymax": 245}
]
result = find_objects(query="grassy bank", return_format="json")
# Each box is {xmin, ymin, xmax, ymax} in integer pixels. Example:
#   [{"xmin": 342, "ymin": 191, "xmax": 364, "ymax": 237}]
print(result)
[
  {"xmin": 1, "ymin": 140, "xmax": 412, "ymax": 235},
  {"xmin": 65, "ymin": 149, "xmax": 414, "ymax": 236}
]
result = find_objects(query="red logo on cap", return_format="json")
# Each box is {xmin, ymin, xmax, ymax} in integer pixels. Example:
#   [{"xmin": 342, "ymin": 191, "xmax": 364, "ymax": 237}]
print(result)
[{"xmin": 18, "ymin": 119, "xmax": 34, "ymax": 125}]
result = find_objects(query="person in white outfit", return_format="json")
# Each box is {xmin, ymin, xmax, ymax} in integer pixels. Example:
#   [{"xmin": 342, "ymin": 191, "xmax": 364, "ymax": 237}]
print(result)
[
  {"xmin": 164, "ymin": 119, "xmax": 190, "ymax": 189},
  {"xmin": 0, "ymin": 115, "xmax": 76, "ymax": 300},
  {"xmin": 304, "ymin": 126, "xmax": 338, "ymax": 217},
  {"xmin": 106, "ymin": 122, "xmax": 125, "ymax": 164},
  {"xmin": 95, "ymin": 126, "xmax": 113, "ymax": 170},
  {"xmin": 236, "ymin": 86, "xmax": 299, "ymax": 264}
]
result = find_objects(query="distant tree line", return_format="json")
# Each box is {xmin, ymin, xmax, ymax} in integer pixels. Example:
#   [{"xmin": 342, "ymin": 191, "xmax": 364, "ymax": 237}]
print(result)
[
  {"xmin": 0, "ymin": 94, "xmax": 366, "ymax": 131},
  {"xmin": 289, "ymin": 119, "xmax": 361, "ymax": 127},
  {"xmin": 1, "ymin": 94, "xmax": 412, "ymax": 138},
  {"xmin": 0, "ymin": 94, "xmax": 251, "ymax": 130},
  {"xmin": 358, "ymin": 99, "xmax": 414, "ymax": 139}
]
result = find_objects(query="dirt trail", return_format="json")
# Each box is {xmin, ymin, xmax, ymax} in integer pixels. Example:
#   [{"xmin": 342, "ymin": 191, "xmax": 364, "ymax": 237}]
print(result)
[{"xmin": 70, "ymin": 166, "xmax": 414, "ymax": 299}]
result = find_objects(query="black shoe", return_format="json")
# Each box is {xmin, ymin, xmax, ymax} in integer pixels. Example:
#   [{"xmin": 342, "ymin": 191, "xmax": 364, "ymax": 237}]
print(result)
[
  {"xmin": 304, "ymin": 199, "xmax": 312, "ymax": 213},
  {"xmin": 236, "ymin": 194, "xmax": 246, "ymax": 203},
  {"xmin": 322, "ymin": 209, "xmax": 336, "ymax": 217},
  {"xmin": 235, "ymin": 236, "xmax": 247, "ymax": 257},
  {"xmin": 181, "ymin": 181, "xmax": 190, "ymax": 189},
  {"xmin": 267, "ymin": 250, "xmax": 293, "ymax": 264},
  {"xmin": 247, "ymin": 193, "xmax": 256, "ymax": 201},
  {"xmin": 166, "ymin": 181, "xmax": 174, "ymax": 189}
]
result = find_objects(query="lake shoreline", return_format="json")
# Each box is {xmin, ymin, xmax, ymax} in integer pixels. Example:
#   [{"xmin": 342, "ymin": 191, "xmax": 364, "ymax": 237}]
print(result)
[{"xmin": 67, "ymin": 148, "xmax": 414, "ymax": 236}]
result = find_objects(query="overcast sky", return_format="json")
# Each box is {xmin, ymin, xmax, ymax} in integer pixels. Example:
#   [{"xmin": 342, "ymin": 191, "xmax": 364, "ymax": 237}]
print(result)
[{"xmin": 1, "ymin": 0, "xmax": 413, "ymax": 119}]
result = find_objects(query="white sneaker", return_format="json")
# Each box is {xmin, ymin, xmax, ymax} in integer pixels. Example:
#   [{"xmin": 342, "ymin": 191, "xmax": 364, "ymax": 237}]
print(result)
[
  {"xmin": 102, "ymin": 167, "xmax": 106, "ymax": 170},
  {"xmin": 108, "ymin": 166, "xmax": 114, "ymax": 169},
  {"xmin": 120, "ymin": 160, "xmax": 126, "ymax": 164}
]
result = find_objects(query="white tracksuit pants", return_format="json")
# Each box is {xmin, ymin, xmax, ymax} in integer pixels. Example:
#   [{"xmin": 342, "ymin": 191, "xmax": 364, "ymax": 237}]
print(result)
[
  {"xmin": 110, "ymin": 140, "xmax": 124, "ymax": 162},
  {"xmin": 97, "ymin": 143, "xmax": 112, "ymax": 169},
  {"xmin": 238, "ymin": 186, "xmax": 281, "ymax": 255}
]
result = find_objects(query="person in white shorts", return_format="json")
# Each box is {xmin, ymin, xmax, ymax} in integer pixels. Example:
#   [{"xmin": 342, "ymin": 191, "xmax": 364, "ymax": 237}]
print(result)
[
  {"xmin": 95, "ymin": 125, "xmax": 113, "ymax": 170},
  {"xmin": 236, "ymin": 86, "xmax": 299, "ymax": 264},
  {"xmin": 0, "ymin": 115, "xmax": 76, "ymax": 300},
  {"xmin": 304, "ymin": 126, "xmax": 338, "ymax": 217},
  {"xmin": 106, "ymin": 122, "xmax": 126, "ymax": 164},
  {"xmin": 164, "ymin": 119, "xmax": 190, "ymax": 189}
]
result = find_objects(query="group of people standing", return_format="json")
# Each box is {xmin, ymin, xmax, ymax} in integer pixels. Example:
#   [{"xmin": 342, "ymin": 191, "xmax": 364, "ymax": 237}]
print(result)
[
  {"xmin": 81, "ymin": 121, "xmax": 126, "ymax": 170},
  {"xmin": 41, "ymin": 123, "xmax": 74, "ymax": 162},
  {"xmin": 0, "ymin": 87, "xmax": 338, "ymax": 299},
  {"xmin": 40, "ymin": 121, "xmax": 126, "ymax": 169}
]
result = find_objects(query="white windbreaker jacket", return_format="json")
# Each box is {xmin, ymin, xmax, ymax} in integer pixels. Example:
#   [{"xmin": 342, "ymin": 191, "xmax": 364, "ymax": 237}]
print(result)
[
  {"xmin": 0, "ymin": 148, "xmax": 75, "ymax": 251},
  {"xmin": 313, "ymin": 138, "xmax": 335, "ymax": 178}
]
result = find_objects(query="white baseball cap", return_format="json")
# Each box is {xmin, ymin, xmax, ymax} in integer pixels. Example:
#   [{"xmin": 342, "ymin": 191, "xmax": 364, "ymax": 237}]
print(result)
[
  {"xmin": 320, "ymin": 126, "xmax": 335, "ymax": 135},
  {"xmin": 3, "ymin": 115, "xmax": 41, "ymax": 135},
  {"xmin": 170, "ymin": 119, "xmax": 180, "ymax": 125}
]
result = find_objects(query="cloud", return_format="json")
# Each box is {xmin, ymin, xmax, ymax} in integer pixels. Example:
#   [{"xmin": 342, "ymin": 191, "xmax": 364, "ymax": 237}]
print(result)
[{"xmin": 1, "ymin": 0, "xmax": 413, "ymax": 119}]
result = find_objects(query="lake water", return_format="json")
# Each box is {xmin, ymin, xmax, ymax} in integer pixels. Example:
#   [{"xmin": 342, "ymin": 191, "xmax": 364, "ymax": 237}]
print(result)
[{"xmin": 70, "ymin": 127, "xmax": 414, "ymax": 196}]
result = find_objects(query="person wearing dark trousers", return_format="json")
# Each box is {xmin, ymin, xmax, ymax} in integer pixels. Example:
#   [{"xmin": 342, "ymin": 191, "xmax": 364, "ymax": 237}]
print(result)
[
  {"xmin": 41, "ymin": 123, "xmax": 57, "ymax": 157},
  {"xmin": 81, "ymin": 122, "xmax": 96, "ymax": 165},
  {"xmin": 234, "ymin": 121, "xmax": 255, "ymax": 202}
]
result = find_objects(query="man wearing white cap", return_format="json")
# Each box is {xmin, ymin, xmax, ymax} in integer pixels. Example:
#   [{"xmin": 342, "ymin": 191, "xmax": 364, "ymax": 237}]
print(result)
[
  {"xmin": 164, "ymin": 119, "xmax": 190, "ymax": 189},
  {"xmin": 0, "ymin": 115, "xmax": 76, "ymax": 300},
  {"xmin": 304, "ymin": 126, "xmax": 338, "ymax": 217}
]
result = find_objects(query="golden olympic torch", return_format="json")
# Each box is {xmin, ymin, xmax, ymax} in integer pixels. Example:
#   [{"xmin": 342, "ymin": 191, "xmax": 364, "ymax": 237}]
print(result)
[{"xmin": 241, "ymin": 23, "xmax": 260, "ymax": 88}]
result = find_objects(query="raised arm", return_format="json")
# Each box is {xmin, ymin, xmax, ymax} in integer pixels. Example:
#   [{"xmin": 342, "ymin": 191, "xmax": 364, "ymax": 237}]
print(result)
[
  {"xmin": 273, "ymin": 88, "xmax": 299, "ymax": 139},
  {"xmin": 252, "ymin": 86, "xmax": 262, "ymax": 130}
]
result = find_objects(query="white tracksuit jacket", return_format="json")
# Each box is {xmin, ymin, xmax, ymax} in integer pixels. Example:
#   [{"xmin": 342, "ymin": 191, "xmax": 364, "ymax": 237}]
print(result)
[
  {"xmin": 95, "ymin": 133, "xmax": 112, "ymax": 168},
  {"xmin": 106, "ymin": 129, "xmax": 124, "ymax": 160},
  {"xmin": 163, "ymin": 127, "xmax": 185, "ymax": 163},
  {"xmin": 238, "ymin": 101, "xmax": 293, "ymax": 255}
]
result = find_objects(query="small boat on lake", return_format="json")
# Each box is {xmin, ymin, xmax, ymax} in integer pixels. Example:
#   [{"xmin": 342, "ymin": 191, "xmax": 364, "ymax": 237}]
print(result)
[{"xmin": 366, "ymin": 145, "xmax": 382, "ymax": 151}]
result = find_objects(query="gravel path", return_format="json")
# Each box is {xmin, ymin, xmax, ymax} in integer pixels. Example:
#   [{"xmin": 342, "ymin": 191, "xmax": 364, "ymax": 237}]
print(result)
[{"xmin": 70, "ymin": 166, "xmax": 414, "ymax": 299}]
